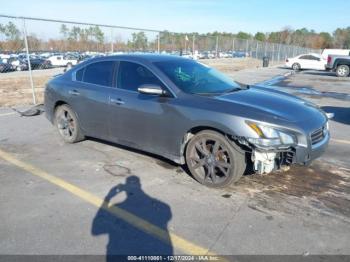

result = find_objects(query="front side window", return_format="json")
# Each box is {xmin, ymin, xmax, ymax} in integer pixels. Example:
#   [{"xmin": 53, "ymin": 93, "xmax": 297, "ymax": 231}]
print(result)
[
  {"xmin": 83, "ymin": 61, "xmax": 115, "ymax": 87},
  {"xmin": 117, "ymin": 61, "xmax": 164, "ymax": 92},
  {"xmin": 154, "ymin": 59, "xmax": 240, "ymax": 95}
]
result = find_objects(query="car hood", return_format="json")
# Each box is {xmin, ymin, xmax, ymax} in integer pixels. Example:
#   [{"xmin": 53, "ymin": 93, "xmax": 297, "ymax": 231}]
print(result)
[{"xmin": 215, "ymin": 86, "xmax": 324, "ymax": 123}]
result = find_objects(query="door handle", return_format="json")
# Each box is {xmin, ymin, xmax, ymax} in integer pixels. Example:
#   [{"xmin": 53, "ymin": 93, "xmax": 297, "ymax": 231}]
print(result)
[
  {"xmin": 68, "ymin": 90, "xmax": 80, "ymax": 96},
  {"xmin": 110, "ymin": 98, "xmax": 125, "ymax": 105}
]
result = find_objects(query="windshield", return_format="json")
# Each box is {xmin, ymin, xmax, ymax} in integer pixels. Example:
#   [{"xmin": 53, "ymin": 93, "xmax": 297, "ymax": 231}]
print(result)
[{"xmin": 154, "ymin": 59, "xmax": 241, "ymax": 94}]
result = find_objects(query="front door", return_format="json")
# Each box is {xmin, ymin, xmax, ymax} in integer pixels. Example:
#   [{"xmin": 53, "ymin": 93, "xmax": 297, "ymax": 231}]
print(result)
[{"xmin": 108, "ymin": 61, "xmax": 174, "ymax": 154}]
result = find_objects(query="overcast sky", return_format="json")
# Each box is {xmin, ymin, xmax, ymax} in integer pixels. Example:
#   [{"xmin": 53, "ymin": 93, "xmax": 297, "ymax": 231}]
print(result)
[{"xmin": 0, "ymin": 0, "xmax": 348, "ymax": 35}]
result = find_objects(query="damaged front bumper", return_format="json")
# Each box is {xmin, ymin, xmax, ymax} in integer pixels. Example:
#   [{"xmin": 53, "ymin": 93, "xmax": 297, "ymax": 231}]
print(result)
[{"xmin": 241, "ymin": 128, "xmax": 330, "ymax": 175}]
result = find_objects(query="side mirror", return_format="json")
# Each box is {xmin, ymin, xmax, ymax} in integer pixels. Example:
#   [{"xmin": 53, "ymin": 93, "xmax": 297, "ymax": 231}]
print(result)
[{"xmin": 138, "ymin": 84, "xmax": 166, "ymax": 96}]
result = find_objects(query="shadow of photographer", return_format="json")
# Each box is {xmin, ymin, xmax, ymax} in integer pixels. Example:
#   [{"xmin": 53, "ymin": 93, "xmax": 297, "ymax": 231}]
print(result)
[{"xmin": 91, "ymin": 176, "xmax": 173, "ymax": 259}]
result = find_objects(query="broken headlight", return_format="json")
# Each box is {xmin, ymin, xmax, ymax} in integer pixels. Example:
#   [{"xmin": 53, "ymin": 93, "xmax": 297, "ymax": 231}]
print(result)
[{"xmin": 246, "ymin": 121, "xmax": 296, "ymax": 147}]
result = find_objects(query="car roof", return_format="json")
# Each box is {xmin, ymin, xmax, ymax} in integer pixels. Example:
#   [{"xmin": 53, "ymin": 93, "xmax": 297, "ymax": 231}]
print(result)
[{"xmin": 90, "ymin": 54, "xmax": 191, "ymax": 63}]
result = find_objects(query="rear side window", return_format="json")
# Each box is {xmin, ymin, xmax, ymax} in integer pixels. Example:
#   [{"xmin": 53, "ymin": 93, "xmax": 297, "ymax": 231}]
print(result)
[
  {"xmin": 117, "ymin": 61, "xmax": 163, "ymax": 92},
  {"xmin": 83, "ymin": 61, "xmax": 115, "ymax": 87},
  {"xmin": 299, "ymin": 55, "xmax": 310, "ymax": 60}
]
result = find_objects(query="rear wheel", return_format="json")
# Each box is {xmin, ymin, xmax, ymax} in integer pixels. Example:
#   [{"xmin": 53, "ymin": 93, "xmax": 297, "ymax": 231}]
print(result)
[
  {"xmin": 336, "ymin": 65, "xmax": 350, "ymax": 77},
  {"xmin": 54, "ymin": 104, "xmax": 85, "ymax": 143},
  {"xmin": 185, "ymin": 130, "xmax": 246, "ymax": 188},
  {"xmin": 292, "ymin": 63, "xmax": 301, "ymax": 71}
]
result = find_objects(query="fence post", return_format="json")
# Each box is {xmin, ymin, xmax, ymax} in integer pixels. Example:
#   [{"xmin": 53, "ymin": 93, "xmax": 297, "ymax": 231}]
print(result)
[
  {"xmin": 22, "ymin": 18, "xmax": 36, "ymax": 105},
  {"xmin": 215, "ymin": 35, "xmax": 219, "ymax": 57},
  {"xmin": 245, "ymin": 39, "xmax": 249, "ymax": 57},
  {"xmin": 278, "ymin": 44, "xmax": 281, "ymax": 62},
  {"xmin": 157, "ymin": 32, "xmax": 160, "ymax": 53},
  {"xmin": 256, "ymin": 41, "xmax": 259, "ymax": 59},
  {"xmin": 110, "ymin": 28, "xmax": 114, "ymax": 53},
  {"xmin": 232, "ymin": 38, "xmax": 235, "ymax": 52},
  {"xmin": 192, "ymin": 34, "xmax": 195, "ymax": 54}
]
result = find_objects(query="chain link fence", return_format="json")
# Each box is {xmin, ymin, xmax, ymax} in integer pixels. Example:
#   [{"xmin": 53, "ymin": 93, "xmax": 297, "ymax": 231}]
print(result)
[{"xmin": 0, "ymin": 14, "xmax": 320, "ymax": 106}]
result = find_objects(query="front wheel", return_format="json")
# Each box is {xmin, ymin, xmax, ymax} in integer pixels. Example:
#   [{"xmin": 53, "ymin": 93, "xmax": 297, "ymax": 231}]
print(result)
[
  {"xmin": 185, "ymin": 130, "xmax": 246, "ymax": 188},
  {"xmin": 336, "ymin": 65, "xmax": 350, "ymax": 77},
  {"xmin": 54, "ymin": 104, "xmax": 85, "ymax": 143}
]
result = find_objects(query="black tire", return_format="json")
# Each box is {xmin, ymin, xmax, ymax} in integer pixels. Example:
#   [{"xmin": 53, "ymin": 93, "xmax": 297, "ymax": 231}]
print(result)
[
  {"xmin": 292, "ymin": 63, "xmax": 301, "ymax": 71},
  {"xmin": 185, "ymin": 130, "xmax": 246, "ymax": 188},
  {"xmin": 336, "ymin": 65, "xmax": 350, "ymax": 77},
  {"xmin": 54, "ymin": 104, "xmax": 85, "ymax": 143}
]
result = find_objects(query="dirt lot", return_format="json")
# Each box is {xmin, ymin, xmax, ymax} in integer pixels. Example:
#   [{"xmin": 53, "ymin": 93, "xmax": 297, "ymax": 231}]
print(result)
[
  {"xmin": 1, "ymin": 66, "xmax": 349, "ymax": 257},
  {"xmin": 0, "ymin": 58, "xmax": 264, "ymax": 107}
]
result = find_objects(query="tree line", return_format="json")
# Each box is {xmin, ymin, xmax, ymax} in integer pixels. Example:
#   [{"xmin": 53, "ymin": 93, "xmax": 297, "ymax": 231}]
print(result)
[{"xmin": 1, "ymin": 21, "xmax": 350, "ymax": 53}]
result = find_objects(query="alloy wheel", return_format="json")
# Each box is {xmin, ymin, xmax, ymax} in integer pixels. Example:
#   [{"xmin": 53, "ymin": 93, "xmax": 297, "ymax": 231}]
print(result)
[
  {"xmin": 57, "ymin": 108, "xmax": 76, "ymax": 139},
  {"xmin": 188, "ymin": 136, "xmax": 232, "ymax": 185}
]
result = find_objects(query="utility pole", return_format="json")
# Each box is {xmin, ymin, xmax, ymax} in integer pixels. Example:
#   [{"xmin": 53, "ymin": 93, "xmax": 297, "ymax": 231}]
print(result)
[{"xmin": 215, "ymin": 35, "xmax": 219, "ymax": 58}]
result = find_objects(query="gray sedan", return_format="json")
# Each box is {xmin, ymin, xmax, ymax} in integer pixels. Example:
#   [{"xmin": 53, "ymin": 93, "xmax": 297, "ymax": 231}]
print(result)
[{"xmin": 44, "ymin": 54, "xmax": 329, "ymax": 188}]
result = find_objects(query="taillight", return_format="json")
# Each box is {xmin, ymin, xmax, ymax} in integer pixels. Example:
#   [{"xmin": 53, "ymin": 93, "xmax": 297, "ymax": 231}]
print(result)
[
  {"xmin": 286, "ymin": 59, "xmax": 289, "ymax": 62},
  {"xmin": 327, "ymin": 56, "xmax": 331, "ymax": 63}
]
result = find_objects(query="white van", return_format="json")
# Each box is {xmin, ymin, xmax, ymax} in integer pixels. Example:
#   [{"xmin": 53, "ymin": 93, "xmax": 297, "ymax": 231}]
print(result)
[{"xmin": 321, "ymin": 49, "xmax": 350, "ymax": 59}]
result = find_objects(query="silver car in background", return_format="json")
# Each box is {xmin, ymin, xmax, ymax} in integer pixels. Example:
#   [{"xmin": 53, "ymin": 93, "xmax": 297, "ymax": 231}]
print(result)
[{"xmin": 45, "ymin": 54, "xmax": 329, "ymax": 188}]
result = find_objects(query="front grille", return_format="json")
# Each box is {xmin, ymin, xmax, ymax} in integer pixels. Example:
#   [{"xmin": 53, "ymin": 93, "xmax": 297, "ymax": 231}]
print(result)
[{"xmin": 311, "ymin": 126, "xmax": 326, "ymax": 145}]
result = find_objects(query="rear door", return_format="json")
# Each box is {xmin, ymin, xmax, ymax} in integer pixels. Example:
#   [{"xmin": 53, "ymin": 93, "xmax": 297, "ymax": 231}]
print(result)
[
  {"xmin": 68, "ymin": 60, "xmax": 116, "ymax": 139},
  {"xmin": 299, "ymin": 55, "xmax": 323, "ymax": 70}
]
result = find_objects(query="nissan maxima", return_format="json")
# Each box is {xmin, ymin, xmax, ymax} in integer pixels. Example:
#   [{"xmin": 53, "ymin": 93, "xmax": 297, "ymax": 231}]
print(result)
[{"xmin": 44, "ymin": 54, "xmax": 330, "ymax": 188}]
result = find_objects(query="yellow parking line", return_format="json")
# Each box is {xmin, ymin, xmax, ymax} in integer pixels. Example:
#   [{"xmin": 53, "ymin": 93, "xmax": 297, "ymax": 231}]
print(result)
[
  {"xmin": 0, "ymin": 112, "xmax": 16, "ymax": 117},
  {"xmin": 331, "ymin": 138, "xmax": 350, "ymax": 145},
  {"xmin": 0, "ymin": 148, "xmax": 213, "ymax": 255}
]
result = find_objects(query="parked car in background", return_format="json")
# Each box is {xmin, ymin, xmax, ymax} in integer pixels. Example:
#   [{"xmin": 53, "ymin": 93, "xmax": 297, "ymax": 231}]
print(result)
[
  {"xmin": 0, "ymin": 62, "xmax": 15, "ymax": 73},
  {"xmin": 285, "ymin": 53, "xmax": 326, "ymax": 70},
  {"xmin": 47, "ymin": 55, "xmax": 79, "ymax": 69},
  {"xmin": 232, "ymin": 51, "xmax": 247, "ymax": 58},
  {"xmin": 45, "ymin": 54, "xmax": 329, "ymax": 188},
  {"xmin": 25, "ymin": 57, "xmax": 52, "ymax": 70},
  {"xmin": 203, "ymin": 51, "xmax": 215, "ymax": 59},
  {"xmin": 6, "ymin": 57, "xmax": 29, "ymax": 71},
  {"xmin": 321, "ymin": 49, "xmax": 350, "ymax": 60},
  {"xmin": 326, "ymin": 54, "xmax": 350, "ymax": 77}
]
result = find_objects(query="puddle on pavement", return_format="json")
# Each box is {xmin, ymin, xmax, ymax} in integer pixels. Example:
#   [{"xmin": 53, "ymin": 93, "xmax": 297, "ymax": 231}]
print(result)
[
  {"xmin": 103, "ymin": 164, "xmax": 131, "ymax": 177},
  {"xmin": 230, "ymin": 162, "xmax": 350, "ymax": 221},
  {"xmin": 269, "ymin": 80, "xmax": 350, "ymax": 101}
]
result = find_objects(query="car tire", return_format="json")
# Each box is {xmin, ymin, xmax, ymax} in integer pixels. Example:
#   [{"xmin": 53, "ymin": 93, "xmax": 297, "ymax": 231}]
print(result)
[
  {"xmin": 336, "ymin": 65, "xmax": 350, "ymax": 77},
  {"xmin": 292, "ymin": 63, "xmax": 301, "ymax": 71},
  {"xmin": 66, "ymin": 63, "xmax": 73, "ymax": 70},
  {"xmin": 16, "ymin": 66, "xmax": 22, "ymax": 71},
  {"xmin": 185, "ymin": 130, "xmax": 246, "ymax": 188},
  {"xmin": 54, "ymin": 104, "xmax": 85, "ymax": 143}
]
